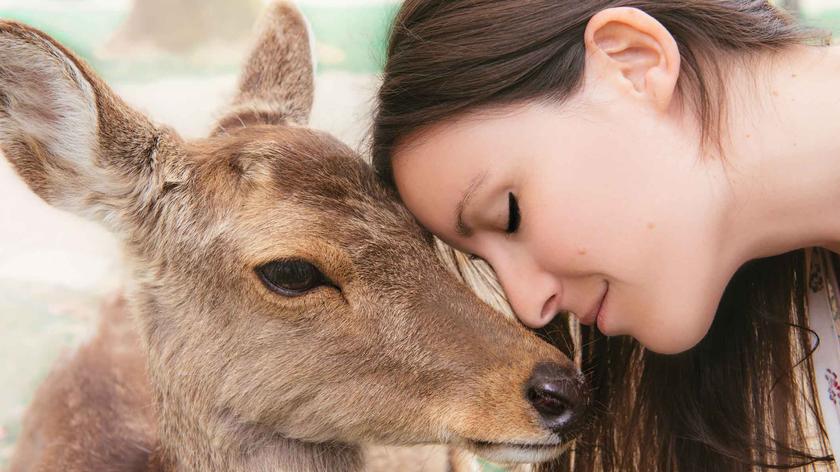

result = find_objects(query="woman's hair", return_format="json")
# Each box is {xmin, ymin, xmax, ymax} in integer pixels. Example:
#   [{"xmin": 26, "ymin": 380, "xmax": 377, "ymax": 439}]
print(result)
[{"xmin": 372, "ymin": 1, "xmax": 834, "ymax": 471}]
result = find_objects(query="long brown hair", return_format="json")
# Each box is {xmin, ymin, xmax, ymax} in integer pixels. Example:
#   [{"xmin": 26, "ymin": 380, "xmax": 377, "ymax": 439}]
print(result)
[{"xmin": 371, "ymin": 1, "xmax": 834, "ymax": 471}]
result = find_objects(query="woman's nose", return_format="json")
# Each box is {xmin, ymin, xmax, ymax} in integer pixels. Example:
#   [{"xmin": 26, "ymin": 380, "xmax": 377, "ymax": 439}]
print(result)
[{"xmin": 493, "ymin": 257, "xmax": 562, "ymax": 329}]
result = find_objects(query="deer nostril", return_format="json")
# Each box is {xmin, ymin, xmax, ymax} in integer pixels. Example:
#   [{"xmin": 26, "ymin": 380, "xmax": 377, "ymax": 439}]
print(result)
[
  {"xmin": 525, "ymin": 363, "xmax": 586, "ymax": 434},
  {"xmin": 527, "ymin": 382, "xmax": 572, "ymax": 416}
]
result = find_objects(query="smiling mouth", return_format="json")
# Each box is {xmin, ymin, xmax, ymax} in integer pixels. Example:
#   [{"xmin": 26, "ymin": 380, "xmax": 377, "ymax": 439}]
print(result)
[
  {"xmin": 464, "ymin": 439, "xmax": 570, "ymax": 464},
  {"xmin": 580, "ymin": 282, "xmax": 609, "ymax": 327}
]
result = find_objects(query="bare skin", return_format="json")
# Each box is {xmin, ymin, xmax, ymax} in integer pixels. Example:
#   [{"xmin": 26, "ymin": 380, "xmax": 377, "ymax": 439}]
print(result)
[{"xmin": 393, "ymin": 7, "xmax": 840, "ymax": 354}]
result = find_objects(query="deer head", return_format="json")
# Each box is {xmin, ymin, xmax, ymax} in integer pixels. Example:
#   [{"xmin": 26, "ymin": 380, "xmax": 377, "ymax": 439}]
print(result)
[{"xmin": 0, "ymin": 2, "xmax": 587, "ymax": 470}]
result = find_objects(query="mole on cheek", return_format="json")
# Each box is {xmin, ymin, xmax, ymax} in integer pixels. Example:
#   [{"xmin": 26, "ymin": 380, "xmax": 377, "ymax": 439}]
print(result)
[
  {"xmin": 647, "ymin": 222, "xmax": 656, "ymax": 230},
  {"xmin": 577, "ymin": 248, "xmax": 588, "ymax": 256}
]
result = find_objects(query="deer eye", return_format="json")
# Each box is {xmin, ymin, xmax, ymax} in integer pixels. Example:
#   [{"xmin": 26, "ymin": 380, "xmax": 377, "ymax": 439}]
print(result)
[{"xmin": 256, "ymin": 259, "xmax": 333, "ymax": 297}]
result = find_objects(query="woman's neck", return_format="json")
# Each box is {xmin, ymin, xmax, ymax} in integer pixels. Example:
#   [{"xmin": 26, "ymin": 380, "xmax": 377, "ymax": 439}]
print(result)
[{"xmin": 720, "ymin": 45, "xmax": 840, "ymax": 261}]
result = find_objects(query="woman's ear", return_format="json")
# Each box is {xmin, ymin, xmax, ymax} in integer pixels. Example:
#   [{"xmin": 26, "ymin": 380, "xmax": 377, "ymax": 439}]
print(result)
[{"xmin": 583, "ymin": 7, "xmax": 680, "ymax": 111}]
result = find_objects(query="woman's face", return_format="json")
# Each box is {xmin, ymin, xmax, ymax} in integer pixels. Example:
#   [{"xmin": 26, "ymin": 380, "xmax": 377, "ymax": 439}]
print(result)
[
  {"xmin": 392, "ymin": 95, "xmax": 735, "ymax": 354},
  {"xmin": 389, "ymin": 6, "xmax": 746, "ymax": 355}
]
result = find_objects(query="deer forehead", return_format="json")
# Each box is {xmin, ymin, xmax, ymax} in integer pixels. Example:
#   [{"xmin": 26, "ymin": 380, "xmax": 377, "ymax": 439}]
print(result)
[
  {"xmin": 174, "ymin": 126, "xmax": 427, "ymax": 262},
  {"xmin": 190, "ymin": 126, "xmax": 366, "ymax": 195}
]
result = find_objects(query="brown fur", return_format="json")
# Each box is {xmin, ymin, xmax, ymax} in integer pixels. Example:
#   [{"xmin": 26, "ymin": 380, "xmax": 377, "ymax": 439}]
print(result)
[
  {"xmin": 2, "ymin": 2, "xmax": 582, "ymax": 471},
  {"xmin": 9, "ymin": 294, "xmax": 155, "ymax": 472}
]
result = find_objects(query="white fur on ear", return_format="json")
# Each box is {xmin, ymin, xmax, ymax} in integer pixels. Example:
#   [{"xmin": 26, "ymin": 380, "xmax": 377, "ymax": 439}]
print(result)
[
  {"xmin": 0, "ymin": 23, "xmax": 172, "ymax": 233},
  {"xmin": 0, "ymin": 24, "xmax": 162, "ymax": 226},
  {"xmin": 0, "ymin": 30, "xmax": 99, "ymax": 178}
]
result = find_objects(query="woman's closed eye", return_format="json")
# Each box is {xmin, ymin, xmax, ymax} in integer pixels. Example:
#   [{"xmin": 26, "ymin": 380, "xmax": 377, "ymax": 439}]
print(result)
[{"xmin": 506, "ymin": 192, "xmax": 521, "ymax": 234}]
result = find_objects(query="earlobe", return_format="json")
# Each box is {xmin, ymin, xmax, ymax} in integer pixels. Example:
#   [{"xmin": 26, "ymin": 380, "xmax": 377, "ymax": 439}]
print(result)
[{"xmin": 583, "ymin": 7, "xmax": 680, "ymax": 111}]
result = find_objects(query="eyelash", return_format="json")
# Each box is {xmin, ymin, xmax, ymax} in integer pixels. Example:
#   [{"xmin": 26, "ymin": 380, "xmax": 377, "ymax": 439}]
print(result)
[{"xmin": 506, "ymin": 192, "xmax": 521, "ymax": 234}]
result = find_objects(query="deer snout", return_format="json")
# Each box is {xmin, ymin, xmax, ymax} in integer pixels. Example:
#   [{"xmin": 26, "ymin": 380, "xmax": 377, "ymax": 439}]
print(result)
[{"xmin": 525, "ymin": 362, "xmax": 587, "ymax": 435}]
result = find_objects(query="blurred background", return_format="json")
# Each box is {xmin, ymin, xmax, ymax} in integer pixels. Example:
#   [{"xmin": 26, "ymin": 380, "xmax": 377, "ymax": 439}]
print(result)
[{"xmin": 0, "ymin": 0, "xmax": 837, "ymax": 466}]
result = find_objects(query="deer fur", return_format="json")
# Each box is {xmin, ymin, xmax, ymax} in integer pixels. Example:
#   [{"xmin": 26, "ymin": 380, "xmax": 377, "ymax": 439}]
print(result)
[{"xmin": 3, "ymin": 2, "xmax": 582, "ymax": 471}]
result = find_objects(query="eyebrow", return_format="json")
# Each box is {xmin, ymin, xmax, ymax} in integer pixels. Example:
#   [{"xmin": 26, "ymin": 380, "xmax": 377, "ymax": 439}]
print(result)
[{"xmin": 455, "ymin": 173, "xmax": 488, "ymax": 237}]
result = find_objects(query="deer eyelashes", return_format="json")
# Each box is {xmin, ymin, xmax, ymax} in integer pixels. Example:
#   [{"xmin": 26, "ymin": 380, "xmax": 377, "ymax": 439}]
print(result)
[{"xmin": 256, "ymin": 259, "xmax": 337, "ymax": 297}]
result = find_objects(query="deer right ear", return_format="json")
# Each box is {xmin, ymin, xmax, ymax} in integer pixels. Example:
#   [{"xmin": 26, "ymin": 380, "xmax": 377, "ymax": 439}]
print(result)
[
  {"xmin": 0, "ymin": 21, "xmax": 166, "ymax": 227},
  {"xmin": 213, "ymin": 1, "xmax": 315, "ymax": 135}
]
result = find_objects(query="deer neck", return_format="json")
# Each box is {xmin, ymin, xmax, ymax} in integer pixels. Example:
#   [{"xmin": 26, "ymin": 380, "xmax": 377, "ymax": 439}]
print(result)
[{"xmin": 153, "ymin": 397, "xmax": 365, "ymax": 472}]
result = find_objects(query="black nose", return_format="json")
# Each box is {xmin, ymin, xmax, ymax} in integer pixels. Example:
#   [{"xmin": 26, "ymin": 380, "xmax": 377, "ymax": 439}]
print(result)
[{"xmin": 525, "ymin": 362, "xmax": 586, "ymax": 434}]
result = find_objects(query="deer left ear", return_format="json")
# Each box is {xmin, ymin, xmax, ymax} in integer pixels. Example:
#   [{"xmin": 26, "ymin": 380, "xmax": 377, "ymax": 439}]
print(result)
[
  {"xmin": 0, "ymin": 21, "xmax": 167, "ymax": 225},
  {"xmin": 213, "ymin": 1, "xmax": 315, "ymax": 135}
]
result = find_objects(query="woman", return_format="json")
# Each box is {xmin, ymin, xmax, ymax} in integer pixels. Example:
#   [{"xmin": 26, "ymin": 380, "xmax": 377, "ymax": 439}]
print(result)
[{"xmin": 372, "ymin": 1, "xmax": 840, "ymax": 471}]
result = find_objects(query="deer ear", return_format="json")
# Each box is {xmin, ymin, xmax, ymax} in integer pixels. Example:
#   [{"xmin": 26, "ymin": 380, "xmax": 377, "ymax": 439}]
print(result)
[
  {"xmin": 213, "ymin": 1, "xmax": 315, "ymax": 134},
  {"xmin": 0, "ymin": 21, "xmax": 163, "ymax": 225}
]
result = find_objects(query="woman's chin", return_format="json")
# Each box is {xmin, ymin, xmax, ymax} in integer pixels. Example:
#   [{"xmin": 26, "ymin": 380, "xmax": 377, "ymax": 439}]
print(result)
[{"xmin": 635, "ymin": 323, "xmax": 712, "ymax": 355}]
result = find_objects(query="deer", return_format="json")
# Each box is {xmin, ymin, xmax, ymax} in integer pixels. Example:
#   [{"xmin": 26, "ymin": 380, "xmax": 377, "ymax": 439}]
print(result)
[{"xmin": 2, "ymin": 2, "xmax": 587, "ymax": 471}]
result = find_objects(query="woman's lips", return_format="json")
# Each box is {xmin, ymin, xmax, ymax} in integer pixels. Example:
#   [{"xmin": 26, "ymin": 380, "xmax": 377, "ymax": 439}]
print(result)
[{"xmin": 579, "ymin": 283, "xmax": 608, "ymax": 327}]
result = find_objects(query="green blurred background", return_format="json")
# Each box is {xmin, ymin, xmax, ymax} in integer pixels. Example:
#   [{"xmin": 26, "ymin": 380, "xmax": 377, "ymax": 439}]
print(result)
[
  {"xmin": 0, "ymin": 0, "xmax": 402, "ymax": 81},
  {"xmin": 0, "ymin": 0, "xmax": 836, "ymax": 84}
]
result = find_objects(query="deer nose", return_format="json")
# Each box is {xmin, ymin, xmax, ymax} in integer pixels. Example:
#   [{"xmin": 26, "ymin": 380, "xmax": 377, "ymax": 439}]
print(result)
[{"xmin": 525, "ymin": 363, "xmax": 586, "ymax": 434}]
